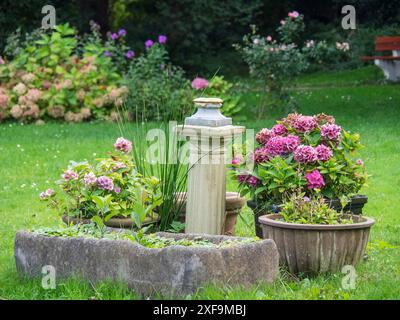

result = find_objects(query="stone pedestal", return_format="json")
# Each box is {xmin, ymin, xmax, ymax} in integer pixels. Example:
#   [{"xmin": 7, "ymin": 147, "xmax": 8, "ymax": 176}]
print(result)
[{"xmin": 176, "ymin": 98, "xmax": 245, "ymax": 235}]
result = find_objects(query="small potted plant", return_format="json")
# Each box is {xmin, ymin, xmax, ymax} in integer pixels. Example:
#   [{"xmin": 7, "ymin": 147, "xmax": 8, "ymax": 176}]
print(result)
[
  {"xmin": 258, "ymin": 193, "xmax": 374, "ymax": 275},
  {"xmin": 232, "ymin": 113, "xmax": 368, "ymax": 237},
  {"xmin": 40, "ymin": 137, "xmax": 162, "ymax": 229}
]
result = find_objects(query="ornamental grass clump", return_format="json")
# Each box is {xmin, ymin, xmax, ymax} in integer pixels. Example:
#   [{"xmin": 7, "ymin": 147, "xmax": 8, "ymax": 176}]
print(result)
[
  {"xmin": 233, "ymin": 113, "xmax": 368, "ymax": 206},
  {"xmin": 40, "ymin": 137, "xmax": 162, "ymax": 228}
]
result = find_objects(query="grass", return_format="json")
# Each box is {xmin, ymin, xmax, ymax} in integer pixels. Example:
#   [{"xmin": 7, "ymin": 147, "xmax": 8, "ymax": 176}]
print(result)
[{"xmin": 1, "ymin": 66, "xmax": 399, "ymax": 300}]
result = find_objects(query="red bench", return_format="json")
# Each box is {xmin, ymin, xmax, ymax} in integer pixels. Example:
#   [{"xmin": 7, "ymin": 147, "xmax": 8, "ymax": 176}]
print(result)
[{"xmin": 361, "ymin": 36, "xmax": 400, "ymax": 81}]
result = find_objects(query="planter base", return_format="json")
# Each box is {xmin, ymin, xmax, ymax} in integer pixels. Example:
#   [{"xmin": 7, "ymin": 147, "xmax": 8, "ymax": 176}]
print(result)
[
  {"xmin": 15, "ymin": 231, "xmax": 279, "ymax": 296},
  {"xmin": 61, "ymin": 214, "xmax": 159, "ymax": 229}
]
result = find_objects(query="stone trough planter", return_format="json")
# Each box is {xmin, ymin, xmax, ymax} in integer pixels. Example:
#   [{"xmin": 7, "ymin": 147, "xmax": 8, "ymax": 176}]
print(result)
[
  {"xmin": 14, "ymin": 231, "xmax": 279, "ymax": 296},
  {"xmin": 259, "ymin": 214, "xmax": 374, "ymax": 275}
]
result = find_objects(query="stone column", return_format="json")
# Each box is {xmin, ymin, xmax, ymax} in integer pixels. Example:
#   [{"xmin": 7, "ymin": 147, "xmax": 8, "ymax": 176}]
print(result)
[{"xmin": 177, "ymin": 98, "xmax": 245, "ymax": 235}]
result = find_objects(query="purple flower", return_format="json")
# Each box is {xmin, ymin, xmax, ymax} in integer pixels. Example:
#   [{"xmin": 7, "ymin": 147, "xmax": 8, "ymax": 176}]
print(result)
[
  {"xmin": 62, "ymin": 169, "xmax": 78, "ymax": 181},
  {"xmin": 282, "ymin": 135, "xmax": 301, "ymax": 153},
  {"xmin": 256, "ymin": 128, "xmax": 275, "ymax": 145},
  {"xmin": 247, "ymin": 176, "xmax": 260, "ymax": 187},
  {"xmin": 97, "ymin": 176, "xmax": 114, "ymax": 191},
  {"xmin": 104, "ymin": 51, "xmax": 111, "ymax": 57},
  {"xmin": 114, "ymin": 187, "xmax": 121, "ymax": 194},
  {"xmin": 118, "ymin": 29, "xmax": 127, "ymax": 37},
  {"xmin": 158, "ymin": 34, "xmax": 167, "ymax": 44},
  {"xmin": 39, "ymin": 188, "xmax": 55, "ymax": 200},
  {"xmin": 305, "ymin": 170, "xmax": 325, "ymax": 189},
  {"xmin": 231, "ymin": 156, "xmax": 243, "ymax": 166},
  {"xmin": 321, "ymin": 123, "xmax": 341, "ymax": 141},
  {"xmin": 191, "ymin": 77, "xmax": 209, "ymax": 90},
  {"xmin": 125, "ymin": 50, "xmax": 135, "ymax": 59},
  {"xmin": 253, "ymin": 147, "xmax": 269, "ymax": 164},
  {"xmin": 303, "ymin": 196, "xmax": 310, "ymax": 202},
  {"xmin": 110, "ymin": 33, "xmax": 119, "ymax": 40},
  {"xmin": 237, "ymin": 173, "xmax": 259, "ymax": 187},
  {"xmin": 145, "ymin": 39, "xmax": 154, "ymax": 49},
  {"xmin": 315, "ymin": 144, "xmax": 333, "ymax": 161},
  {"xmin": 84, "ymin": 172, "xmax": 97, "ymax": 186},
  {"xmin": 294, "ymin": 145, "xmax": 318, "ymax": 163},
  {"xmin": 114, "ymin": 137, "xmax": 132, "ymax": 153},
  {"xmin": 293, "ymin": 115, "xmax": 318, "ymax": 133},
  {"xmin": 265, "ymin": 135, "xmax": 300, "ymax": 156},
  {"xmin": 272, "ymin": 124, "xmax": 287, "ymax": 135}
]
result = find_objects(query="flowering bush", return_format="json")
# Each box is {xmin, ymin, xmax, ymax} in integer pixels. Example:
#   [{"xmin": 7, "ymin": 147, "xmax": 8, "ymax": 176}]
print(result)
[
  {"xmin": 126, "ymin": 38, "xmax": 193, "ymax": 121},
  {"xmin": 233, "ymin": 113, "xmax": 367, "ymax": 205},
  {"xmin": 191, "ymin": 75, "xmax": 243, "ymax": 117},
  {"xmin": 40, "ymin": 137, "xmax": 162, "ymax": 227},
  {"xmin": 0, "ymin": 23, "xmax": 129, "ymax": 123}
]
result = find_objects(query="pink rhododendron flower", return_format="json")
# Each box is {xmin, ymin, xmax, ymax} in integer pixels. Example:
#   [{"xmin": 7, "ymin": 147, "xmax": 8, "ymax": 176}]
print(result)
[
  {"xmin": 272, "ymin": 124, "xmax": 287, "ymax": 135},
  {"xmin": 97, "ymin": 176, "xmax": 114, "ymax": 191},
  {"xmin": 114, "ymin": 137, "xmax": 132, "ymax": 153},
  {"xmin": 305, "ymin": 170, "xmax": 325, "ymax": 189},
  {"xmin": 83, "ymin": 172, "xmax": 97, "ymax": 186},
  {"xmin": 253, "ymin": 147, "xmax": 269, "ymax": 163},
  {"xmin": 293, "ymin": 115, "xmax": 317, "ymax": 133},
  {"xmin": 321, "ymin": 123, "xmax": 341, "ymax": 141},
  {"xmin": 191, "ymin": 77, "xmax": 209, "ymax": 90},
  {"xmin": 256, "ymin": 128, "xmax": 275, "ymax": 145},
  {"xmin": 62, "ymin": 170, "xmax": 78, "ymax": 181},
  {"xmin": 294, "ymin": 145, "xmax": 318, "ymax": 163},
  {"xmin": 315, "ymin": 144, "xmax": 333, "ymax": 161}
]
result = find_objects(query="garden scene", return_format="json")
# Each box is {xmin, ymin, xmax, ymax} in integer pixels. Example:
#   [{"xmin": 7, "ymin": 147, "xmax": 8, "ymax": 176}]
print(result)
[{"xmin": 0, "ymin": 1, "xmax": 399, "ymax": 302}]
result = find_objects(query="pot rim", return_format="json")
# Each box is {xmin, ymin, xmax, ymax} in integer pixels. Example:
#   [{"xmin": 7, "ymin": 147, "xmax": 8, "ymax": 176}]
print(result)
[{"xmin": 259, "ymin": 213, "xmax": 375, "ymax": 230}]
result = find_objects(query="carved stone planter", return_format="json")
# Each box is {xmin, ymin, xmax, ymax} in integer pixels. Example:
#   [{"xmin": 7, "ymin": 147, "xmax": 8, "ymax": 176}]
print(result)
[
  {"xmin": 175, "ymin": 192, "xmax": 246, "ymax": 236},
  {"xmin": 258, "ymin": 214, "xmax": 374, "ymax": 275},
  {"xmin": 14, "ymin": 231, "xmax": 279, "ymax": 296}
]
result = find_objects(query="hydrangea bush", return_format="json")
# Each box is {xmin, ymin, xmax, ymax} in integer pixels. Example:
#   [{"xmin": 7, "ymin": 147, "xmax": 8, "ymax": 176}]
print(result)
[
  {"xmin": 40, "ymin": 137, "xmax": 162, "ymax": 228},
  {"xmin": 0, "ymin": 24, "xmax": 129, "ymax": 123},
  {"xmin": 233, "ymin": 113, "xmax": 367, "ymax": 205}
]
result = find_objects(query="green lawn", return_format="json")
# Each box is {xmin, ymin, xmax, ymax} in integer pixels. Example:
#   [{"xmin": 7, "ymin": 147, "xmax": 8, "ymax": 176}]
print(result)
[{"xmin": 1, "ymin": 66, "xmax": 399, "ymax": 300}]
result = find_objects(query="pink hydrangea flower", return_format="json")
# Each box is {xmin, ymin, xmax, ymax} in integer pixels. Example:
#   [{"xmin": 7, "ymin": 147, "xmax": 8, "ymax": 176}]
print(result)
[
  {"xmin": 26, "ymin": 89, "xmax": 42, "ymax": 102},
  {"xmin": 97, "ymin": 176, "xmax": 114, "ymax": 191},
  {"xmin": 265, "ymin": 135, "xmax": 300, "ymax": 156},
  {"xmin": 114, "ymin": 137, "xmax": 132, "ymax": 153},
  {"xmin": 83, "ymin": 172, "xmax": 97, "ymax": 186},
  {"xmin": 293, "ymin": 115, "xmax": 317, "ymax": 133},
  {"xmin": 315, "ymin": 144, "xmax": 333, "ymax": 161},
  {"xmin": 321, "ymin": 123, "xmax": 341, "ymax": 141},
  {"xmin": 0, "ymin": 94, "xmax": 8, "ymax": 108},
  {"xmin": 305, "ymin": 170, "xmax": 325, "ymax": 189},
  {"xmin": 237, "ymin": 173, "xmax": 259, "ymax": 187},
  {"xmin": 294, "ymin": 145, "xmax": 318, "ymax": 163},
  {"xmin": 288, "ymin": 11, "xmax": 300, "ymax": 18},
  {"xmin": 62, "ymin": 170, "xmax": 78, "ymax": 181},
  {"xmin": 247, "ymin": 175, "xmax": 260, "ymax": 187},
  {"xmin": 272, "ymin": 124, "xmax": 287, "ymax": 135},
  {"xmin": 256, "ymin": 128, "xmax": 275, "ymax": 145},
  {"xmin": 253, "ymin": 147, "xmax": 269, "ymax": 163},
  {"xmin": 191, "ymin": 77, "xmax": 209, "ymax": 90},
  {"xmin": 112, "ymin": 161, "xmax": 127, "ymax": 171}
]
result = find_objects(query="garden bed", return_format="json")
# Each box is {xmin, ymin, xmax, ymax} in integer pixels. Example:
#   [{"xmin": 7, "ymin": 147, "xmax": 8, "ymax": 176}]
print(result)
[{"xmin": 14, "ymin": 229, "xmax": 279, "ymax": 296}]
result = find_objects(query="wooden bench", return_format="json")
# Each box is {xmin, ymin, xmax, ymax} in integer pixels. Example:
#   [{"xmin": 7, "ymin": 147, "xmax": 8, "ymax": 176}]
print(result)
[{"xmin": 361, "ymin": 36, "xmax": 400, "ymax": 81}]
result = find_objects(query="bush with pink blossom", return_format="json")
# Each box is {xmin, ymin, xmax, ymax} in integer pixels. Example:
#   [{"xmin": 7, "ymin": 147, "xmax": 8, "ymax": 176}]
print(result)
[
  {"xmin": 40, "ymin": 137, "xmax": 162, "ymax": 226},
  {"xmin": 233, "ymin": 113, "xmax": 368, "ymax": 205}
]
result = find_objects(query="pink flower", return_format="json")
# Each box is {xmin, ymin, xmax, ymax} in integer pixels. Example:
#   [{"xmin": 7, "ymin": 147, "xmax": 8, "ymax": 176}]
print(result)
[
  {"xmin": 247, "ymin": 176, "xmax": 259, "ymax": 187},
  {"xmin": 272, "ymin": 124, "xmax": 287, "ymax": 135},
  {"xmin": 97, "ymin": 176, "xmax": 114, "ymax": 191},
  {"xmin": 62, "ymin": 169, "xmax": 78, "ymax": 181},
  {"xmin": 26, "ymin": 89, "xmax": 42, "ymax": 102},
  {"xmin": 294, "ymin": 145, "xmax": 318, "ymax": 163},
  {"xmin": 114, "ymin": 187, "xmax": 121, "ymax": 194},
  {"xmin": 256, "ymin": 128, "xmax": 275, "ymax": 145},
  {"xmin": 305, "ymin": 170, "xmax": 325, "ymax": 189},
  {"xmin": 12, "ymin": 83, "xmax": 27, "ymax": 95},
  {"xmin": 265, "ymin": 135, "xmax": 300, "ymax": 156},
  {"xmin": 288, "ymin": 11, "xmax": 300, "ymax": 19},
  {"xmin": 356, "ymin": 159, "xmax": 364, "ymax": 166},
  {"xmin": 280, "ymin": 20, "xmax": 286, "ymax": 25},
  {"xmin": 321, "ymin": 123, "xmax": 341, "ymax": 141},
  {"xmin": 253, "ymin": 147, "xmax": 269, "ymax": 163},
  {"xmin": 293, "ymin": 115, "xmax": 317, "ymax": 133},
  {"xmin": 231, "ymin": 156, "xmax": 243, "ymax": 166},
  {"xmin": 237, "ymin": 173, "xmax": 259, "ymax": 187},
  {"xmin": 191, "ymin": 77, "xmax": 209, "ymax": 90},
  {"xmin": 266, "ymin": 35, "xmax": 272, "ymax": 42},
  {"xmin": 315, "ymin": 144, "xmax": 333, "ymax": 161},
  {"xmin": 112, "ymin": 161, "xmax": 127, "ymax": 171},
  {"xmin": 84, "ymin": 172, "xmax": 97, "ymax": 186},
  {"xmin": 0, "ymin": 94, "xmax": 8, "ymax": 109},
  {"xmin": 114, "ymin": 137, "xmax": 132, "ymax": 153},
  {"xmin": 39, "ymin": 188, "xmax": 55, "ymax": 200}
]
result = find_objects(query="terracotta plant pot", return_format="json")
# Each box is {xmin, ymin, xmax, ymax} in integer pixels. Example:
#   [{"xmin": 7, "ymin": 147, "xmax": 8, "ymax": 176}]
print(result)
[
  {"xmin": 175, "ymin": 192, "xmax": 246, "ymax": 236},
  {"xmin": 248, "ymin": 194, "xmax": 368, "ymax": 238},
  {"xmin": 61, "ymin": 213, "xmax": 159, "ymax": 229},
  {"xmin": 258, "ymin": 213, "xmax": 374, "ymax": 275}
]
